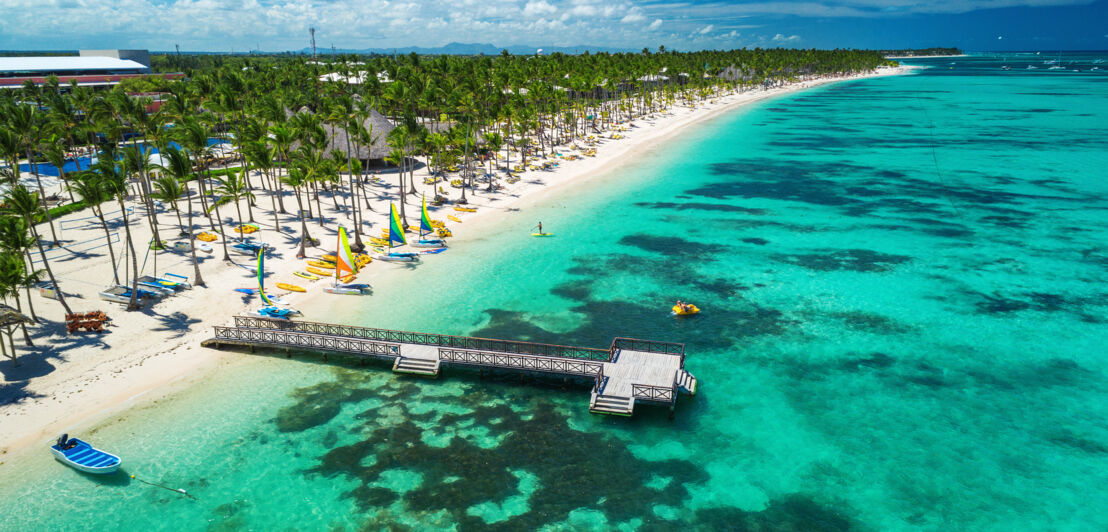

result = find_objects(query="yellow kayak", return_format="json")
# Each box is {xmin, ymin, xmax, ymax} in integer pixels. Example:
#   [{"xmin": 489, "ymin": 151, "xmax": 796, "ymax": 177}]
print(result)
[
  {"xmin": 340, "ymin": 274, "xmax": 357, "ymax": 283},
  {"xmin": 276, "ymin": 282, "xmax": 306, "ymax": 293},
  {"xmin": 321, "ymin": 254, "xmax": 338, "ymax": 262},
  {"xmin": 454, "ymin": 207, "xmax": 477, "ymax": 213},
  {"xmin": 369, "ymin": 237, "xmax": 389, "ymax": 246},
  {"xmin": 672, "ymin": 304, "xmax": 700, "ymax": 316},
  {"xmin": 448, "ymin": 215, "xmax": 462, "ymax": 223},
  {"xmin": 306, "ymin": 260, "xmax": 334, "ymax": 269},
  {"xmin": 294, "ymin": 271, "xmax": 320, "ymax": 281},
  {"xmin": 306, "ymin": 266, "xmax": 332, "ymax": 276}
]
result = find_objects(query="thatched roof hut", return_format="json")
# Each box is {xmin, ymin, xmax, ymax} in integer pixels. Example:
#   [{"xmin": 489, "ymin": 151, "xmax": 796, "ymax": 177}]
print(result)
[{"xmin": 289, "ymin": 107, "xmax": 396, "ymax": 161}]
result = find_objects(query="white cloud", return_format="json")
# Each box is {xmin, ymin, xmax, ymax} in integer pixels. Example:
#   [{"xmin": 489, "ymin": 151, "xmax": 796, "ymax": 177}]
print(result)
[
  {"xmin": 523, "ymin": 0, "xmax": 558, "ymax": 17},
  {"xmin": 773, "ymin": 33, "xmax": 801, "ymax": 42},
  {"xmin": 0, "ymin": 0, "xmax": 1094, "ymax": 52}
]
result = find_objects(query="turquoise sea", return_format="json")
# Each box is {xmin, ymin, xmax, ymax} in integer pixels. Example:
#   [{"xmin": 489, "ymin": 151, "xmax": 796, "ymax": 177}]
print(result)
[{"xmin": 2, "ymin": 53, "xmax": 1106, "ymax": 530}]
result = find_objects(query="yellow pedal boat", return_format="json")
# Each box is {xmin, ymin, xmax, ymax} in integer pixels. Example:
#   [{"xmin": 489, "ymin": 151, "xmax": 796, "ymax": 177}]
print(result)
[{"xmin": 672, "ymin": 303, "xmax": 700, "ymax": 316}]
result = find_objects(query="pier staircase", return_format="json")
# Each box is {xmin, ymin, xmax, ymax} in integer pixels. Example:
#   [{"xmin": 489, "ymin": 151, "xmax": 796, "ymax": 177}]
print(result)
[
  {"xmin": 590, "ymin": 392, "xmax": 634, "ymax": 416},
  {"xmin": 392, "ymin": 356, "xmax": 441, "ymax": 377},
  {"xmin": 676, "ymin": 369, "xmax": 698, "ymax": 395}
]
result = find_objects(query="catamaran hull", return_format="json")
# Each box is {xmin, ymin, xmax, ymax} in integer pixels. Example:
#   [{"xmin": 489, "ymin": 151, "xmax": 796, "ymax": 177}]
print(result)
[{"xmin": 411, "ymin": 240, "xmax": 447, "ymax": 248}]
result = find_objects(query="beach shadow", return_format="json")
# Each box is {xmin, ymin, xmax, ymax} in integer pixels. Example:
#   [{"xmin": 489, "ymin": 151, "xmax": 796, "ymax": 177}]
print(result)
[{"xmin": 142, "ymin": 309, "xmax": 202, "ymax": 338}]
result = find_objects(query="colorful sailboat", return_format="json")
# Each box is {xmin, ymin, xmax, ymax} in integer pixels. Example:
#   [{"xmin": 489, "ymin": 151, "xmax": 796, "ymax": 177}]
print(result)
[
  {"xmin": 411, "ymin": 195, "xmax": 448, "ymax": 249},
  {"xmin": 255, "ymin": 249, "xmax": 301, "ymax": 317},
  {"xmin": 325, "ymin": 227, "xmax": 372, "ymax": 295},
  {"xmin": 374, "ymin": 204, "xmax": 420, "ymax": 262}
]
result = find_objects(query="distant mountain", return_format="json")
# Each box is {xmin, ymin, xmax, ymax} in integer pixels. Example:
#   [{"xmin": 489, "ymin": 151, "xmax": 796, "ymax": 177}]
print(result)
[{"xmin": 298, "ymin": 42, "xmax": 636, "ymax": 56}]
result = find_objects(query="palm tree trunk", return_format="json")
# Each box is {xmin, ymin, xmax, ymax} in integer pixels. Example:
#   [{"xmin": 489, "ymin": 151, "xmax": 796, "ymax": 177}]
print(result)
[
  {"xmin": 26, "ymin": 221, "xmax": 72, "ymax": 315},
  {"xmin": 94, "ymin": 206, "xmax": 120, "ymax": 285},
  {"xmin": 186, "ymin": 183, "xmax": 205, "ymax": 287},
  {"xmin": 294, "ymin": 189, "xmax": 309, "ymax": 258},
  {"xmin": 117, "ymin": 198, "xmax": 142, "ymax": 311},
  {"xmin": 26, "ymin": 151, "xmax": 60, "ymax": 245},
  {"xmin": 13, "ymin": 297, "xmax": 34, "ymax": 345}
]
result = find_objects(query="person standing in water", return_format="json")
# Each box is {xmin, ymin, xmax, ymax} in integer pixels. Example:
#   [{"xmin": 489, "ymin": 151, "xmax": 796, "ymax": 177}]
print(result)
[{"xmin": 538, "ymin": 222, "xmax": 543, "ymax": 234}]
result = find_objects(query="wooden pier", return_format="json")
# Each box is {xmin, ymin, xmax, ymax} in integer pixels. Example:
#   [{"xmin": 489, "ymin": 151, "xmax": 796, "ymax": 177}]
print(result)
[{"xmin": 201, "ymin": 316, "xmax": 698, "ymax": 417}]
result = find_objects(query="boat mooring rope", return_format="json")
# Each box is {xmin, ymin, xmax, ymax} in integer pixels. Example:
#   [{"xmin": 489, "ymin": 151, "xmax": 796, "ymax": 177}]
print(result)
[{"xmin": 130, "ymin": 474, "xmax": 197, "ymax": 500}]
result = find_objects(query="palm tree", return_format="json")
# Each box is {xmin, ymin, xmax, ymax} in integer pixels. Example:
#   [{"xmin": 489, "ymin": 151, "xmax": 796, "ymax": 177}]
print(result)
[
  {"xmin": 0, "ymin": 216, "xmax": 44, "ymax": 326},
  {"xmin": 156, "ymin": 146, "xmax": 205, "ymax": 287},
  {"xmin": 151, "ymin": 176, "xmax": 186, "ymax": 234},
  {"xmin": 96, "ymin": 160, "xmax": 143, "ymax": 310},
  {"xmin": 280, "ymin": 167, "xmax": 312, "ymax": 258},
  {"xmin": 68, "ymin": 173, "xmax": 121, "ymax": 285},
  {"xmin": 2, "ymin": 184, "xmax": 72, "ymax": 315},
  {"xmin": 209, "ymin": 170, "xmax": 255, "ymax": 242}
]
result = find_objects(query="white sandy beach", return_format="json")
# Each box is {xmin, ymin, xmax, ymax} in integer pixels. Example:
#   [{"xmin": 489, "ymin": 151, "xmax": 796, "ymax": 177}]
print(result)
[{"xmin": 0, "ymin": 65, "xmax": 913, "ymax": 463}]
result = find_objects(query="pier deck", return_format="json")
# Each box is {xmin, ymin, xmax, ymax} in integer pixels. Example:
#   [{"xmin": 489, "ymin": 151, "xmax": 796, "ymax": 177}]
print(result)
[{"xmin": 201, "ymin": 316, "xmax": 697, "ymax": 417}]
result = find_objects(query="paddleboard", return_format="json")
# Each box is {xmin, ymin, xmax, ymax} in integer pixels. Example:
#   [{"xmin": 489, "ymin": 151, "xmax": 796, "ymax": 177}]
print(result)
[{"xmin": 531, "ymin": 233, "xmax": 554, "ymax": 237}]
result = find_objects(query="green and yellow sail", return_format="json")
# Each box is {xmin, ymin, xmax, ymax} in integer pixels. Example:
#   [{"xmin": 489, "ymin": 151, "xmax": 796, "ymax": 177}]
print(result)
[
  {"xmin": 257, "ymin": 249, "xmax": 273, "ymax": 305},
  {"xmin": 420, "ymin": 195, "xmax": 434, "ymax": 235},
  {"xmin": 389, "ymin": 203, "xmax": 407, "ymax": 247}
]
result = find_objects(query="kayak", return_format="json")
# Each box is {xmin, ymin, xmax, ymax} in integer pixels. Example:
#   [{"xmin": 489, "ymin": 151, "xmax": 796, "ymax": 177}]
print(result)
[
  {"xmin": 531, "ymin": 233, "xmax": 554, "ymax": 237},
  {"xmin": 306, "ymin": 266, "xmax": 332, "ymax": 276},
  {"xmin": 340, "ymin": 274, "xmax": 357, "ymax": 283},
  {"xmin": 276, "ymin": 282, "xmax": 305, "ymax": 292},
  {"xmin": 454, "ymin": 207, "xmax": 477, "ymax": 213},
  {"xmin": 306, "ymin": 260, "xmax": 334, "ymax": 269},
  {"xmin": 448, "ymin": 215, "xmax": 462, "ymax": 223},
  {"xmin": 321, "ymin": 254, "xmax": 338, "ymax": 262},
  {"xmin": 294, "ymin": 271, "xmax": 320, "ymax": 280},
  {"xmin": 672, "ymin": 304, "xmax": 700, "ymax": 316}
]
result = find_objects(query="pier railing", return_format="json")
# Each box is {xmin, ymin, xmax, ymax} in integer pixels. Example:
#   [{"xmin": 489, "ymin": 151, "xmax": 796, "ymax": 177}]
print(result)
[
  {"xmin": 610, "ymin": 337, "xmax": 686, "ymax": 365},
  {"xmin": 233, "ymin": 316, "xmax": 611, "ymax": 361},
  {"xmin": 631, "ymin": 383, "xmax": 676, "ymax": 403},
  {"xmin": 211, "ymin": 326, "xmax": 400, "ymax": 357},
  {"xmin": 439, "ymin": 348, "xmax": 604, "ymax": 376}
]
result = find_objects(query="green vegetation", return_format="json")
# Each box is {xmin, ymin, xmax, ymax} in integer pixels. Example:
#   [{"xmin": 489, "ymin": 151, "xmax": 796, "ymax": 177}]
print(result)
[{"xmin": 0, "ymin": 47, "xmax": 892, "ymax": 331}]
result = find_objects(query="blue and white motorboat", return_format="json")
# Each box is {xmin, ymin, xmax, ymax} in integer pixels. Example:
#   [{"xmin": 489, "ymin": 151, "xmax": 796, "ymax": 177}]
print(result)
[{"xmin": 50, "ymin": 435, "xmax": 121, "ymax": 474}]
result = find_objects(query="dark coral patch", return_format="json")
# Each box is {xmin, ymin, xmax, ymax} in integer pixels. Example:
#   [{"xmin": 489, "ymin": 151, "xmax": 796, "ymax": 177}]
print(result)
[
  {"xmin": 772, "ymin": 249, "xmax": 911, "ymax": 272},
  {"xmin": 691, "ymin": 494, "xmax": 859, "ymax": 531},
  {"xmin": 742, "ymin": 237, "xmax": 770, "ymax": 246},
  {"xmin": 618, "ymin": 233, "xmax": 722, "ymax": 259},
  {"xmin": 308, "ymin": 393, "xmax": 709, "ymax": 531},
  {"xmin": 274, "ymin": 371, "xmax": 377, "ymax": 432},
  {"xmin": 827, "ymin": 311, "xmax": 913, "ymax": 335},
  {"xmin": 633, "ymin": 201, "xmax": 769, "ymax": 215}
]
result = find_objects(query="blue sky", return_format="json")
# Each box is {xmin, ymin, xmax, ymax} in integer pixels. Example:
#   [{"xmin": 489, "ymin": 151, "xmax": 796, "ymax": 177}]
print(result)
[{"xmin": 0, "ymin": 0, "xmax": 1104, "ymax": 52}]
